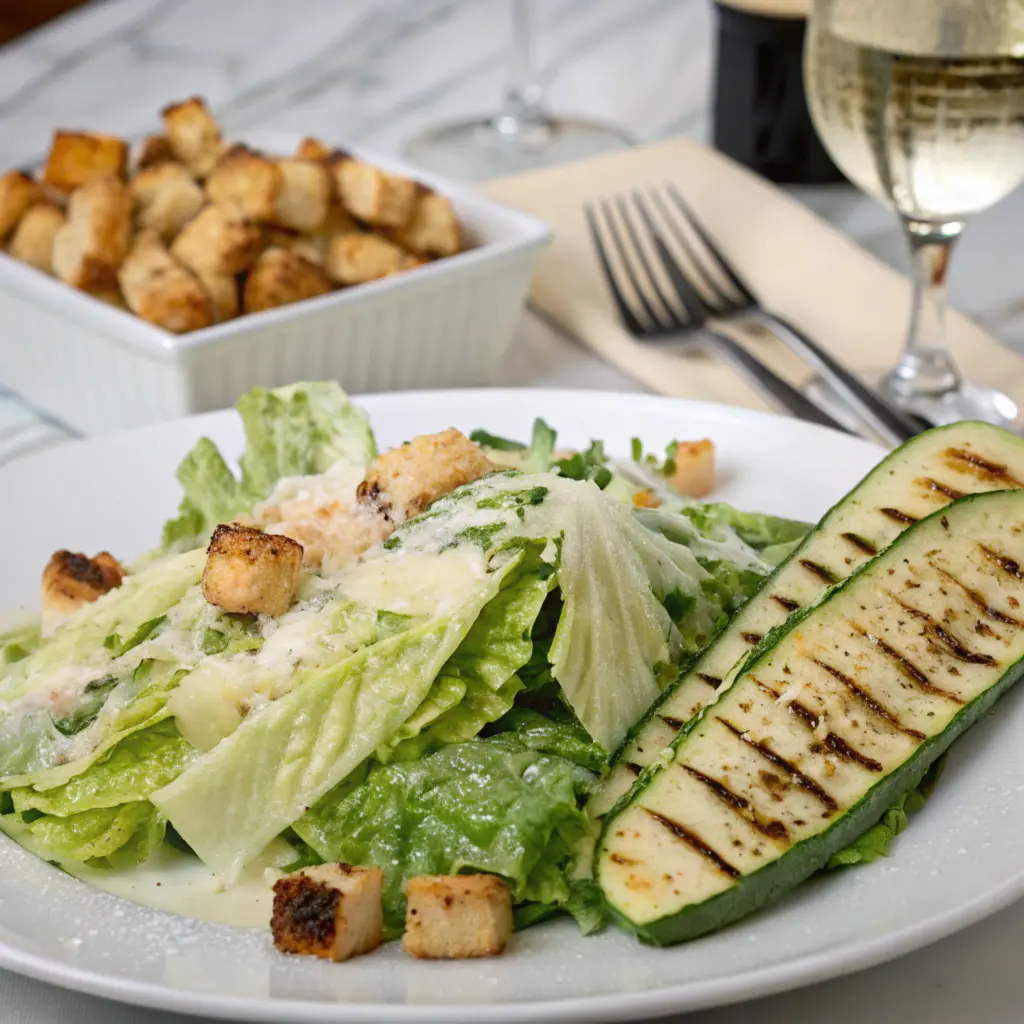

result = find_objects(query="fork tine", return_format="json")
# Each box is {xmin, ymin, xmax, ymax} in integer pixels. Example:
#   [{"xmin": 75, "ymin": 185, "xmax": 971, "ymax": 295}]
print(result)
[
  {"xmin": 663, "ymin": 181, "xmax": 757, "ymax": 305},
  {"xmin": 584, "ymin": 202, "xmax": 647, "ymax": 335},
  {"xmin": 614, "ymin": 195, "xmax": 687, "ymax": 331},
  {"xmin": 631, "ymin": 191, "xmax": 713, "ymax": 324},
  {"xmin": 597, "ymin": 197, "xmax": 669, "ymax": 331}
]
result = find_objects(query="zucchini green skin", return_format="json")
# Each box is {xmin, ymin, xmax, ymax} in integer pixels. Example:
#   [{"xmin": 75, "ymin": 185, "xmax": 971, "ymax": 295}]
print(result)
[
  {"xmin": 591, "ymin": 421, "xmax": 1024, "ymax": 819},
  {"xmin": 597, "ymin": 490, "xmax": 1024, "ymax": 945}
]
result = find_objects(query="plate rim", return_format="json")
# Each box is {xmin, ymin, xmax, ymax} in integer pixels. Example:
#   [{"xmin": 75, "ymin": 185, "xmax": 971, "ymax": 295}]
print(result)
[{"xmin": 3, "ymin": 388, "xmax": 1018, "ymax": 1023}]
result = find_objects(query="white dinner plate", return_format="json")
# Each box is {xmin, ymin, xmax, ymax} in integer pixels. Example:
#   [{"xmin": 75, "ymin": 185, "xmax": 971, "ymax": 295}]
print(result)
[{"xmin": 0, "ymin": 389, "xmax": 1022, "ymax": 1024}]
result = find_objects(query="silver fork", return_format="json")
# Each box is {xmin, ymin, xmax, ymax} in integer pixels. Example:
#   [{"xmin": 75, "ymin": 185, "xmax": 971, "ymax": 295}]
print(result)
[
  {"xmin": 585, "ymin": 194, "xmax": 851, "ymax": 434},
  {"xmin": 650, "ymin": 183, "xmax": 925, "ymax": 444}
]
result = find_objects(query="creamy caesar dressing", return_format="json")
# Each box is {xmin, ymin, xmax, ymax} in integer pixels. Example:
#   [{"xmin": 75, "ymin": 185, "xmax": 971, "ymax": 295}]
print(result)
[
  {"xmin": 339, "ymin": 547, "xmax": 487, "ymax": 617},
  {"xmin": 62, "ymin": 839, "xmax": 293, "ymax": 928}
]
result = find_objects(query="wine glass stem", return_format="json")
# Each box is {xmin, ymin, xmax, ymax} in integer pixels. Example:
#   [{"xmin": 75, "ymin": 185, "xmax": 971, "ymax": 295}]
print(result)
[
  {"xmin": 887, "ymin": 218, "xmax": 964, "ymax": 400},
  {"xmin": 493, "ymin": 0, "xmax": 550, "ymax": 136}
]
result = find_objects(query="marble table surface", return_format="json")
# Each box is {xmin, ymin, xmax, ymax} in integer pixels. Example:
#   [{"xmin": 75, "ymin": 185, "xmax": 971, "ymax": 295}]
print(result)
[{"xmin": 0, "ymin": 1, "xmax": 1022, "ymax": 1022}]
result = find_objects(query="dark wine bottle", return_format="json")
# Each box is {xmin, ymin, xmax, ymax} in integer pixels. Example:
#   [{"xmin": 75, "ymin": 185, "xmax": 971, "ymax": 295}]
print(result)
[{"xmin": 712, "ymin": 0, "xmax": 845, "ymax": 184}]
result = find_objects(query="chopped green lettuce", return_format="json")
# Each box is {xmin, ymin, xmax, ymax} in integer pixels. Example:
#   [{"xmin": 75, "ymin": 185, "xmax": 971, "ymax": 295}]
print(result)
[
  {"xmin": 294, "ymin": 734, "xmax": 595, "ymax": 938},
  {"xmin": 152, "ymin": 551, "xmax": 527, "ymax": 880},
  {"xmin": 23, "ymin": 800, "xmax": 165, "ymax": 868}
]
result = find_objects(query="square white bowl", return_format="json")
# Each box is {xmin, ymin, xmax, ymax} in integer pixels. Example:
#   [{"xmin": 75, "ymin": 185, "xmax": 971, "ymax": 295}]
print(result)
[{"xmin": 0, "ymin": 131, "xmax": 551, "ymax": 435}]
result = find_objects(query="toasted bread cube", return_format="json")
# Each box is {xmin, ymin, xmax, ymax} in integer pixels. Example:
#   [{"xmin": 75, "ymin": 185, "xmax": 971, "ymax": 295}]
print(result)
[
  {"xmin": 390, "ymin": 191, "xmax": 461, "ymax": 258},
  {"xmin": 272, "ymin": 863, "xmax": 383, "ymax": 961},
  {"xmin": 243, "ymin": 247, "xmax": 332, "ymax": 314},
  {"xmin": 161, "ymin": 96, "xmax": 222, "ymax": 178},
  {"xmin": 170, "ymin": 202, "xmax": 262, "ymax": 276},
  {"xmin": 118, "ymin": 230, "xmax": 213, "ymax": 333},
  {"xmin": 52, "ymin": 177, "xmax": 132, "ymax": 298},
  {"xmin": 357, "ymin": 429, "xmax": 494, "ymax": 522},
  {"xmin": 669, "ymin": 439, "xmax": 716, "ymax": 499},
  {"xmin": 8, "ymin": 202, "xmax": 64, "ymax": 272},
  {"xmin": 41, "ymin": 550, "xmax": 124, "ymax": 637},
  {"xmin": 271, "ymin": 158, "xmax": 331, "ymax": 232},
  {"xmin": 263, "ymin": 228, "xmax": 324, "ymax": 266},
  {"xmin": 130, "ymin": 162, "xmax": 205, "ymax": 241},
  {"xmin": 42, "ymin": 131, "xmax": 128, "ymax": 193},
  {"xmin": 325, "ymin": 232, "xmax": 419, "ymax": 286},
  {"xmin": 206, "ymin": 145, "xmax": 282, "ymax": 222},
  {"xmin": 196, "ymin": 268, "xmax": 239, "ymax": 322},
  {"xmin": 137, "ymin": 133, "xmax": 175, "ymax": 170},
  {"xmin": 295, "ymin": 136, "xmax": 332, "ymax": 162},
  {"xmin": 403, "ymin": 875, "xmax": 512, "ymax": 960},
  {"xmin": 0, "ymin": 170, "xmax": 43, "ymax": 240},
  {"xmin": 333, "ymin": 157, "xmax": 418, "ymax": 228},
  {"xmin": 202, "ymin": 523, "xmax": 302, "ymax": 616}
]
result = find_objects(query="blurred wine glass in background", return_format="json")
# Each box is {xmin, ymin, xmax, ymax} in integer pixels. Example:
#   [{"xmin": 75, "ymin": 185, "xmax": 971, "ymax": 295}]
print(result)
[
  {"xmin": 402, "ymin": 0, "xmax": 633, "ymax": 182},
  {"xmin": 805, "ymin": 0, "xmax": 1024, "ymax": 426}
]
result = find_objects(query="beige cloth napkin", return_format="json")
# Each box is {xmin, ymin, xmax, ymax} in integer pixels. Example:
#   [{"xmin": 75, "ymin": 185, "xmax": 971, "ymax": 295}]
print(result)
[{"xmin": 483, "ymin": 137, "xmax": 1024, "ymax": 419}]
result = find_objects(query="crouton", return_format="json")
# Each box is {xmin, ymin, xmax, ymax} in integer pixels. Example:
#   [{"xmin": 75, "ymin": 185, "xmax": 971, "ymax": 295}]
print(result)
[
  {"xmin": 118, "ymin": 230, "xmax": 213, "ymax": 333},
  {"xmin": 202, "ymin": 523, "xmax": 302, "ymax": 616},
  {"xmin": 325, "ymin": 232, "xmax": 420, "ymax": 287},
  {"xmin": 161, "ymin": 96, "xmax": 222, "ymax": 178},
  {"xmin": 357, "ymin": 429, "xmax": 494, "ymax": 522},
  {"xmin": 130, "ymin": 162, "xmax": 205, "ymax": 241},
  {"xmin": 332, "ymin": 157, "xmax": 418, "ymax": 228},
  {"xmin": 8, "ymin": 202, "xmax": 64, "ymax": 273},
  {"xmin": 242, "ymin": 247, "xmax": 332, "ymax": 315},
  {"xmin": 295, "ymin": 136, "xmax": 332, "ymax": 162},
  {"xmin": 388, "ymin": 191, "xmax": 461, "ymax": 258},
  {"xmin": 170, "ymin": 202, "xmax": 262, "ymax": 276},
  {"xmin": 52, "ymin": 177, "xmax": 132, "ymax": 299},
  {"xmin": 41, "ymin": 550, "xmax": 124, "ymax": 637},
  {"xmin": 205, "ymin": 145, "xmax": 282, "ymax": 222},
  {"xmin": 271, "ymin": 159, "xmax": 331, "ymax": 232},
  {"xmin": 0, "ymin": 170, "xmax": 42, "ymax": 240},
  {"xmin": 42, "ymin": 130, "xmax": 129, "ymax": 193},
  {"xmin": 272, "ymin": 863, "xmax": 384, "ymax": 961},
  {"xmin": 264, "ymin": 228, "xmax": 324, "ymax": 266},
  {"xmin": 136, "ymin": 133, "xmax": 175, "ymax": 170},
  {"xmin": 195, "ymin": 268, "xmax": 239, "ymax": 322},
  {"xmin": 402, "ymin": 875, "xmax": 512, "ymax": 960},
  {"xmin": 669, "ymin": 439, "xmax": 716, "ymax": 498}
]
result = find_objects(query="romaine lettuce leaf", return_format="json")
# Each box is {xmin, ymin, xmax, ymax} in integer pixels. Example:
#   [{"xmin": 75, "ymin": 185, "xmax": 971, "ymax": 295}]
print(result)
[
  {"xmin": 23, "ymin": 800, "xmax": 164, "ymax": 868},
  {"xmin": 293, "ymin": 734, "xmax": 595, "ymax": 937},
  {"xmin": 159, "ymin": 382, "xmax": 376, "ymax": 553},
  {"xmin": 11, "ymin": 720, "xmax": 194, "ymax": 817},
  {"xmin": 152, "ymin": 551, "xmax": 527, "ymax": 880},
  {"xmin": 484, "ymin": 708, "xmax": 608, "ymax": 774}
]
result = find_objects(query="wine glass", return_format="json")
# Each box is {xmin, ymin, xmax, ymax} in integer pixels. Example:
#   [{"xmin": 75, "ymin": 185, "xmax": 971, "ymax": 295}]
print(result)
[
  {"xmin": 804, "ymin": 0, "xmax": 1024, "ymax": 427},
  {"xmin": 402, "ymin": 0, "xmax": 633, "ymax": 182}
]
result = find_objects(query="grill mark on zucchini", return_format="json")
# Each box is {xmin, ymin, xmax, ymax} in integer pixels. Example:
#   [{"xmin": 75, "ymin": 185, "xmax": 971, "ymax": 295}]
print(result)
[
  {"xmin": 800, "ymin": 559, "xmax": 838, "ymax": 584},
  {"xmin": 773, "ymin": 595, "xmax": 800, "ymax": 612},
  {"xmin": 626, "ymin": 762, "xmax": 643, "ymax": 777},
  {"xmin": 609, "ymin": 852, "xmax": 638, "ymax": 866},
  {"xmin": 881, "ymin": 507, "xmax": 918, "ymax": 525},
  {"xmin": 742, "ymin": 632, "xmax": 763, "ymax": 645},
  {"xmin": 850, "ymin": 623, "xmax": 965, "ymax": 704},
  {"xmin": 918, "ymin": 477, "xmax": 966, "ymax": 501},
  {"xmin": 811, "ymin": 658, "xmax": 927, "ymax": 740},
  {"xmin": 644, "ymin": 809, "xmax": 741, "ymax": 879},
  {"xmin": 696, "ymin": 673, "xmax": 722, "ymax": 689},
  {"xmin": 842, "ymin": 533, "xmax": 877, "ymax": 556},
  {"xmin": 884, "ymin": 590, "xmax": 997, "ymax": 665},
  {"xmin": 717, "ymin": 718, "xmax": 838, "ymax": 815},
  {"xmin": 979, "ymin": 544, "xmax": 1024, "ymax": 581},
  {"xmin": 681, "ymin": 765, "xmax": 789, "ymax": 841},
  {"xmin": 661, "ymin": 715, "xmax": 686, "ymax": 730},
  {"xmin": 754, "ymin": 677, "xmax": 884, "ymax": 772},
  {"xmin": 930, "ymin": 561, "xmax": 1024, "ymax": 627},
  {"xmin": 945, "ymin": 447, "xmax": 1024, "ymax": 487}
]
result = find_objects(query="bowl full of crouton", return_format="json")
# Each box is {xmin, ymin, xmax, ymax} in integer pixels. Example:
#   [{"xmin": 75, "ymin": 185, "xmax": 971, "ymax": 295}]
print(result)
[{"xmin": 0, "ymin": 97, "xmax": 550, "ymax": 436}]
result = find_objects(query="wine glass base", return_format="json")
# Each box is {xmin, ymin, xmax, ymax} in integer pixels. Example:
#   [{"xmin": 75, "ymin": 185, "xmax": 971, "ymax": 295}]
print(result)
[{"xmin": 401, "ymin": 115, "xmax": 634, "ymax": 182}]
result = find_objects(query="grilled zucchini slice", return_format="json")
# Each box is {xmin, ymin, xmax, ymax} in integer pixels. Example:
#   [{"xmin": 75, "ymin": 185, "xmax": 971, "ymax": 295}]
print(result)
[
  {"xmin": 597, "ymin": 489, "xmax": 1024, "ymax": 944},
  {"xmin": 592, "ymin": 421, "xmax": 1024, "ymax": 818}
]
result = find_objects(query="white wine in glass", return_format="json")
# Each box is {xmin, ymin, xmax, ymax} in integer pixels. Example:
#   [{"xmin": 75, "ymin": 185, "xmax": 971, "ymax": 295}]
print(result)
[
  {"xmin": 804, "ymin": 0, "xmax": 1024, "ymax": 426},
  {"xmin": 402, "ymin": 0, "xmax": 633, "ymax": 182}
]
